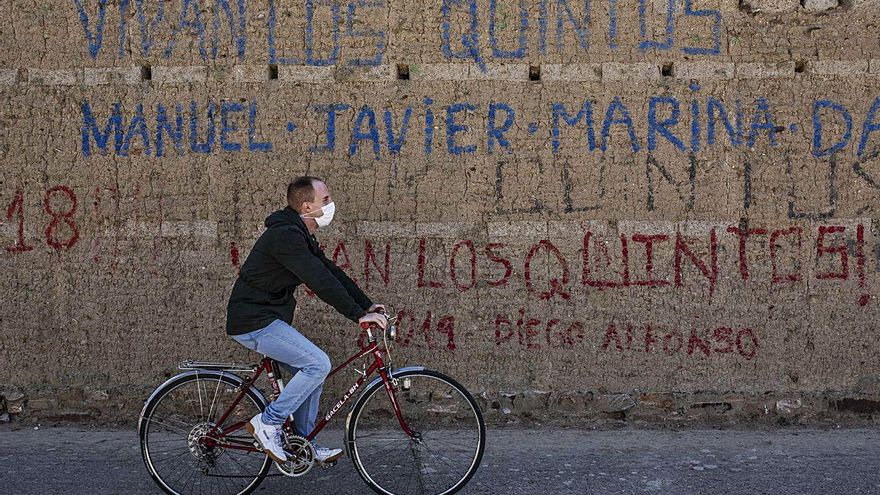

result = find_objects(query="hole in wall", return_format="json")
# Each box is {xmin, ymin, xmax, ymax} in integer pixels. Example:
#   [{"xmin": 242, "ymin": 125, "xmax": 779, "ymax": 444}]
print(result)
[
  {"xmin": 529, "ymin": 65, "xmax": 541, "ymax": 81},
  {"xmin": 396, "ymin": 63, "xmax": 410, "ymax": 80}
]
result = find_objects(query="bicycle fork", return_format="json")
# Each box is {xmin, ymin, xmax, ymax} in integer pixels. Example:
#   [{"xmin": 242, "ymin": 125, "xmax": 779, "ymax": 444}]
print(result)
[{"xmin": 378, "ymin": 368, "xmax": 417, "ymax": 439}]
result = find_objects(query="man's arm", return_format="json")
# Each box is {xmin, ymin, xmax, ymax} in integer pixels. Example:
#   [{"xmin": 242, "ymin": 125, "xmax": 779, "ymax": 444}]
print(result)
[
  {"xmin": 317, "ymin": 247, "xmax": 373, "ymax": 310},
  {"xmin": 273, "ymin": 229, "xmax": 366, "ymax": 322}
]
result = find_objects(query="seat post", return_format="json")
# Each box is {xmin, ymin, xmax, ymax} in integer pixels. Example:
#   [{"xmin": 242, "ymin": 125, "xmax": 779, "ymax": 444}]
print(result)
[
  {"xmin": 272, "ymin": 360, "xmax": 286, "ymax": 392},
  {"xmin": 265, "ymin": 358, "xmax": 285, "ymax": 400},
  {"xmin": 266, "ymin": 359, "xmax": 297, "ymax": 430}
]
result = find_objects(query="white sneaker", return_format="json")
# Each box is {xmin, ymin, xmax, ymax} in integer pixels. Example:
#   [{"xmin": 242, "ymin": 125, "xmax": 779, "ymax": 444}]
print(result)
[
  {"xmin": 245, "ymin": 413, "xmax": 288, "ymax": 464},
  {"xmin": 315, "ymin": 446, "xmax": 344, "ymax": 463}
]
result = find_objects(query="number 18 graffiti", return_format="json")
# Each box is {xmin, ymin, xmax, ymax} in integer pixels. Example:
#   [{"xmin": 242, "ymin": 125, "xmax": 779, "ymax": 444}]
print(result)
[{"xmin": 4, "ymin": 186, "xmax": 80, "ymax": 253}]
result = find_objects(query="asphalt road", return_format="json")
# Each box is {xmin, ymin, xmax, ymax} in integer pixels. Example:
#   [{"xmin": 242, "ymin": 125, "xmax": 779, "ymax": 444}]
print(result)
[{"xmin": 1, "ymin": 426, "xmax": 879, "ymax": 494}]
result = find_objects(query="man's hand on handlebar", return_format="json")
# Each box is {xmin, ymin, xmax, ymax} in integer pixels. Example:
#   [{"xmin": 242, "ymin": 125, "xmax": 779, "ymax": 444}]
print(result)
[
  {"xmin": 359, "ymin": 312, "xmax": 388, "ymax": 330},
  {"xmin": 367, "ymin": 303, "xmax": 386, "ymax": 314}
]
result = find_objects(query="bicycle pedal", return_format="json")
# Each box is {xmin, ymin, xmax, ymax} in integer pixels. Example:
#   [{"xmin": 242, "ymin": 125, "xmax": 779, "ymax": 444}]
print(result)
[{"xmin": 319, "ymin": 461, "xmax": 336, "ymax": 470}]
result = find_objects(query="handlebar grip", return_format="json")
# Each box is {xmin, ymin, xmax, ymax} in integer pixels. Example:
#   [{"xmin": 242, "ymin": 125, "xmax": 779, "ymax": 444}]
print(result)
[{"xmin": 360, "ymin": 322, "xmax": 371, "ymax": 330}]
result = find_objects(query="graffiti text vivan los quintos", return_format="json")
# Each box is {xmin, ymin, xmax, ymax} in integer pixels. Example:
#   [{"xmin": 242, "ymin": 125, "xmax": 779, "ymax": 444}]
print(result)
[
  {"xmin": 263, "ymin": 223, "xmax": 871, "ymax": 306},
  {"xmin": 72, "ymin": 0, "xmax": 723, "ymax": 65}
]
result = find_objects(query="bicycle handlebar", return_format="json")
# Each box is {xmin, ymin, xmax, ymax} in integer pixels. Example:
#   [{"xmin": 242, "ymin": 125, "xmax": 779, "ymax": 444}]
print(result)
[
  {"xmin": 360, "ymin": 307, "xmax": 387, "ymax": 330},
  {"xmin": 360, "ymin": 309, "xmax": 397, "ymax": 342}
]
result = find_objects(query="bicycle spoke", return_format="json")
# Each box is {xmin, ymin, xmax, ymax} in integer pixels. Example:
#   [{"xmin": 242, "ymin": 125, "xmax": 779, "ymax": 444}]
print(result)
[
  {"xmin": 420, "ymin": 444, "xmax": 468, "ymax": 482},
  {"xmin": 226, "ymin": 449, "xmax": 262, "ymax": 474},
  {"xmin": 401, "ymin": 453, "xmax": 421, "ymax": 495},
  {"xmin": 422, "ymin": 434, "xmax": 479, "ymax": 454},
  {"xmin": 166, "ymin": 454, "xmax": 198, "ymax": 491},
  {"xmin": 147, "ymin": 437, "xmax": 191, "ymax": 445},
  {"xmin": 409, "ymin": 444, "xmax": 429, "ymax": 495},
  {"xmin": 195, "ymin": 373, "xmax": 205, "ymax": 421},
  {"xmin": 212, "ymin": 461, "xmax": 238, "ymax": 494},
  {"xmin": 178, "ymin": 461, "xmax": 198, "ymax": 495},
  {"xmin": 207, "ymin": 377, "xmax": 223, "ymax": 422},
  {"xmin": 150, "ymin": 448, "xmax": 192, "ymax": 468},
  {"xmin": 151, "ymin": 408, "xmax": 197, "ymax": 427},
  {"xmin": 364, "ymin": 441, "xmax": 421, "ymax": 495},
  {"xmin": 358, "ymin": 440, "xmax": 415, "ymax": 461},
  {"xmin": 354, "ymin": 431, "xmax": 411, "ymax": 440},
  {"xmin": 147, "ymin": 417, "xmax": 194, "ymax": 436}
]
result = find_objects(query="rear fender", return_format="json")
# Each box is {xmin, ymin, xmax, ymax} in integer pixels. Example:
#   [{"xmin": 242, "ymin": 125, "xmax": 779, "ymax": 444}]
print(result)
[{"xmin": 137, "ymin": 370, "xmax": 267, "ymax": 433}]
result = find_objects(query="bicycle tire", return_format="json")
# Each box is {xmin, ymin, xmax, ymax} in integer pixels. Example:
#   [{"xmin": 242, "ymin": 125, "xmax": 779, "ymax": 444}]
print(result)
[
  {"xmin": 138, "ymin": 371, "xmax": 272, "ymax": 495},
  {"xmin": 346, "ymin": 369, "xmax": 486, "ymax": 495}
]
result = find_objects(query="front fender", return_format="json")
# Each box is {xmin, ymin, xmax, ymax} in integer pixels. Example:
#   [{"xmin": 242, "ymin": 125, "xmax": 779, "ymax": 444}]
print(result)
[{"xmin": 363, "ymin": 366, "xmax": 426, "ymax": 391}]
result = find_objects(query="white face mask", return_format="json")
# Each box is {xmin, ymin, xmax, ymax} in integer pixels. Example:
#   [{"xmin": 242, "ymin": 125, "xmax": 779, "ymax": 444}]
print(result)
[{"xmin": 302, "ymin": 201, "xmax": 335, "ymax": 228}]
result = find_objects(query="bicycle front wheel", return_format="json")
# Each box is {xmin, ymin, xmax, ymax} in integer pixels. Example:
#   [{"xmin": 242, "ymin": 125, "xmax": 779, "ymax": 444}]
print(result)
[{"xmin": 346, "ymin": 369, "xmax": 486, "ymax": 495}]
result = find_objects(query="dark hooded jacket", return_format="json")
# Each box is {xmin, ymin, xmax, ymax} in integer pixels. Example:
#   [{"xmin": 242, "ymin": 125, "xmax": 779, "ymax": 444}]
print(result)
[{"xmin": 225, "ymin": 206, "xmax": 372, "ymax": 335}]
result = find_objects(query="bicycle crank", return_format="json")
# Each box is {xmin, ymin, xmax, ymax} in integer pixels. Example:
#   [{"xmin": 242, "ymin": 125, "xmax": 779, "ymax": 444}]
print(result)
[{"xmin": 275, "ymin": 434, "xmax": 315, "ymax": 477}]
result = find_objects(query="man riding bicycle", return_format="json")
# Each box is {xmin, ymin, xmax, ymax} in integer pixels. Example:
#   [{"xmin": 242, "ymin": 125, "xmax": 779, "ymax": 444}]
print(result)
[{"xmin": 225, "ymin": 176, "xmax": 388, "ymax": 465}]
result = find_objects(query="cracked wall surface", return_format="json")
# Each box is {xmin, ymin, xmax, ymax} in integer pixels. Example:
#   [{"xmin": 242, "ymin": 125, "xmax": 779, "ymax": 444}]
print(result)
[{"xmin": 1, "ymin": 0, "xmax": 880, "ymax": 424}]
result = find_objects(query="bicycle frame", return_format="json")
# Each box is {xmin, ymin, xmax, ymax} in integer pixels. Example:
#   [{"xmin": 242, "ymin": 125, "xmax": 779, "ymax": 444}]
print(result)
[{"xmin": 202, "ymin": 334, "xmax": 414, "ymax": 454}]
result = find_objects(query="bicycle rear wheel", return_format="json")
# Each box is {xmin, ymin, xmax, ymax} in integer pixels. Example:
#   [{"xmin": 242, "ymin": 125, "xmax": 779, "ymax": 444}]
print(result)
[
  {"xmin": 346, "ymin": 369, "xmax": 486, "ymax": 495},
  {"xmin": 138, "ymin": 371, "xmax": 272, "ymax": 495}
]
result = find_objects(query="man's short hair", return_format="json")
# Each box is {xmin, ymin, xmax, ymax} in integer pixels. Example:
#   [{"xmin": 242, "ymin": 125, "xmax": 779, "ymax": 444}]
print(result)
[{"xmin": 287, "ymin": 176, "xmax": 323, "ymax": 210}]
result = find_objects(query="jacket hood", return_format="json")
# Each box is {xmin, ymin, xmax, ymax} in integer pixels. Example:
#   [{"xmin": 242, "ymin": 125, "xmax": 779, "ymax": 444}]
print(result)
[{"xmin": 265, "ymin": 206, "xmax": 306, "ymax": 230}]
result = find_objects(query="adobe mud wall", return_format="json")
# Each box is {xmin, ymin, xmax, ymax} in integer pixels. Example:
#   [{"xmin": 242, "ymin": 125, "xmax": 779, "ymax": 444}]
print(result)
[{"xmin": 2, "ymin": 0, "xmax": 880, "ymax": 425}]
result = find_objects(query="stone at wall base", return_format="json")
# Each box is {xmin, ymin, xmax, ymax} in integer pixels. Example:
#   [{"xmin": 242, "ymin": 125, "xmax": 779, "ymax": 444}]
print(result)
[
  {"xmin": 27, "ymin": 398, "xmax": 58, "ymax": 411},
  {"xmin": 597, "ymin": 394, "xmax": 636, "ymax": 413},
  {"xmin": 739, "ymin": 0, "xmax": 800, "ymax": 14},
  {"xmin": 803, "ymin": 0, "xmax": 839, "ymax": 11}
]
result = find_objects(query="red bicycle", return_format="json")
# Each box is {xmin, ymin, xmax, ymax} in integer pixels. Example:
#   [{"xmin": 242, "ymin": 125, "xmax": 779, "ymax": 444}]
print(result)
[{"xmin": 138, "ymin": 314, "xmax": 486, "ymax": 495}]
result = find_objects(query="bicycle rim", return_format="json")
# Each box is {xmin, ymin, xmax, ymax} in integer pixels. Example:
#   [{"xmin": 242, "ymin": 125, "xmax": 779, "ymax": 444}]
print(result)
[
  {"xmin": 348, "ymin": 370, "xmax": 486, "ymax": 495},
  {"xmin": 140, "ymin": 373, "xmax": 271, "ymax": 495}
]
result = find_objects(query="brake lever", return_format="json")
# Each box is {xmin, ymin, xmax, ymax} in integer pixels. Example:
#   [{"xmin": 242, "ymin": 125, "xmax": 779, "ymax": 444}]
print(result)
[{"xmin": 360, "ymin": 309, "xmax": 394, "ymax": 330}]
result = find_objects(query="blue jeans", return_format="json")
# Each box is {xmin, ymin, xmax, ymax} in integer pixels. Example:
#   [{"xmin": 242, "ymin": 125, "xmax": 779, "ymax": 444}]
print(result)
[{"xmin": 231, "ymin": 319, "xmax": 331, "ymax": 435}]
